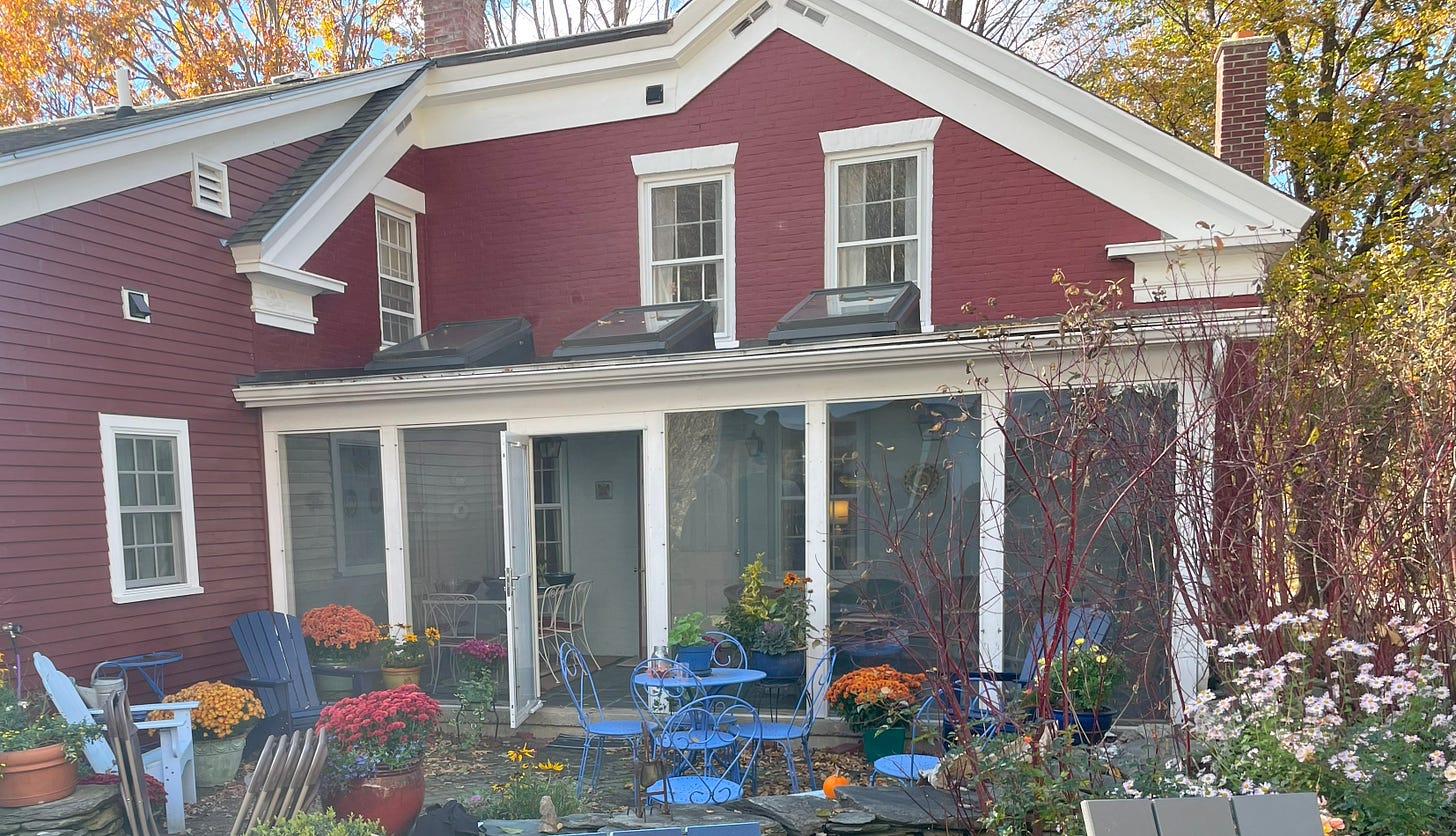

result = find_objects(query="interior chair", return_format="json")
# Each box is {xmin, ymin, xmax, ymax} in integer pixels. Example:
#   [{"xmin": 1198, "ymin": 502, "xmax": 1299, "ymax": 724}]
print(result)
[
  {"xmin": 1081, "ymin": 793, "xmax": 1323, "ymax": 836},
  {"xmin": 34, "ymin": 651, "xmax": 196, "ymax": 834},
  {"xmin": 536, "ymin": 583, "xmax": 570, "ymax": 682},
  {"xmin": 560, "ymin": 580, "xmax": 598, "ymax": 669},
  {"xmin": 558, "ymin": 641, "xmax": 645, "ymax": 796},
  {"xmin": 733, "ymin": 646, "xmax": 836, "ymax": 792},
  {"xmin": 644, "ymin": 695, "xmax": 761, "ymax": 806},
  {"xmin": 422, "ymin": 592, "xmax": 481, "ymax": 692},
  {"xmin": 630, "ymin": 657, "xmax": 705, "ymax": 736}
]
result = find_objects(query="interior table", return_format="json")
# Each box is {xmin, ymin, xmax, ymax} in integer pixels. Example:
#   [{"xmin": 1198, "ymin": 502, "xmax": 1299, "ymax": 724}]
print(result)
[{"xmin": 91, "ymin": 651, "xmax": 183, "ymax": 701}]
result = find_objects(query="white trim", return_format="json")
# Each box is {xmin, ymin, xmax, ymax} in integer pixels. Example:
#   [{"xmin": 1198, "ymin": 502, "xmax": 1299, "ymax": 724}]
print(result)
[
  {"xmin": 630, "ymin": 142, "xmax": 739, "ymax": 176},
  {"xmin": 642, "ymin": 412, "xmax": 670, "ymax": 652},
  {"xmin": 380, "ymin": 426, "xmax": 410, "ymax": 626},
  {"xmin": 264, "ymin": 429, "xmax": 292, "ymax": 612},
  {"xmin": 232, "ymin": 247, "xmax": 348, "ymax": 335},
  {"xmin": 372, "ymin": 178, "xmax": 427, "ymax": 214},
  {"xmin": 978, "ymin": 388, "xmax": 1006, "ymax": 676},
  {"xmin": 1107, "ymin": 233, "xmax": 1294, "ymax": 302},
  {"xmin": 374, "ymin": 201, "xmax": 423, "ymax": 346},
  {"xmin": 190, "ymin": 155, "xmax": 231, "ymax": 217},
  {"xmin": 637, "ymin": 167, "xmax": 736, "ymax": 346},
  {"xmin": 98, "ymin": 413, "xmax": 203, "ymax": 604},
  {"xmin": 824, "ymin": 143, "xmax": 933, "ymax": 330},
  {"xmin": 0, "ymin": 63, "xmax": 423, "ymax": 227},
  {"xmin": 818, "ymin": 117, "xmax": 942, "ymax": 154}
]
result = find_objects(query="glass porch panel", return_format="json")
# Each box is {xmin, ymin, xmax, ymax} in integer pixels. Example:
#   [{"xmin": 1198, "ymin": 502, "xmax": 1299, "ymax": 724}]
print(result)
[
  {"xmin": 666, "ymin": 407, "xmax": 805, "ymax": 620},
  {"xmin": 402, "ymin": 425, "xmax": 506, "ymax": 639},
  {"xmin": 827, "ymin": 397, "xmax": 980, "ymax": 672},
  {"xmin": 1002, "ymin": 386, "xmax": 1176, "ymax": 716},
  {"xmin": 282, "ymin": 432, "xmax": 388, "ymax": 624}
]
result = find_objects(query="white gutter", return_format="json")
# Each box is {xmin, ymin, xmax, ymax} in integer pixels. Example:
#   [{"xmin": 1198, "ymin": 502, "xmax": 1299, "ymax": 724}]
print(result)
[{"xmin": 234, "ymin": 308, "xmax": 1274, "ymax": 408}]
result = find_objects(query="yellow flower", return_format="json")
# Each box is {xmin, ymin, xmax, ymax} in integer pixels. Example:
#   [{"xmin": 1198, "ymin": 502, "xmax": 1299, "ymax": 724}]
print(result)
[
  {"xmin": 517, "ymin": 745, "xmax": 535, "ymax": 759},
  {"xmin": 538, "ymin": 760, "xmax": 565, "ymax": 772},
  {"xmin": 1074, "ymin": 637, "xmax": 1086, "ymax": 646},
  {"xmin": 403, "ymin": 632, "xmax": 418, "ymax": 644},
  {"xmin": 506, "ymin": 748, "xmax": 522, "ymax": 762},
  {"xmin": 1096, "ymin": 655, "xmax": 1108, "ymax": 664}
]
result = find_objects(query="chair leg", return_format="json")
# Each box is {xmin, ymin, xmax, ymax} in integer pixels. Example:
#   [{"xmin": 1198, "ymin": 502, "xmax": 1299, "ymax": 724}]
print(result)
[
  {"xmin": 591, "ymin": 739, "xmax": 606, "ymax": 789},
  {"xmin": 574, "ymin": 627, "xmax": 600, "ymax": 669},
  {"xmin": 576, "ymin": 736, "xmax": 592, "ymax": 796},
  {"xmin": 778, "ymin": 741, "xmax": 799, "ymax": 792},
  {"xmin": 800, "ymin": 737, "xmax": 816, "ymax": 789}
]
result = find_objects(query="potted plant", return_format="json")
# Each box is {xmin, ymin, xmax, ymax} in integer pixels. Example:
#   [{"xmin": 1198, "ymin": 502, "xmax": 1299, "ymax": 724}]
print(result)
[
  {"xmin": 668, "ymin": 612, "xmax": 713, "ymax": 674},
  {"xmin": 453, "ymin": 639, "xmax": 506, "ymax": 740},
  {"xmin": 316, "ymin": 685, "xmax": 441, "ymax": 836},
  {"xmin": 148, "ymin": 681, "xmax": 264, "ymax": 787},
  {"xmin": 1038, "ymin": 638, "xmax": 1125, "ymax": 744},
  {"xmin": 378, "ymin": 624, "xmax": 439, "ymax": 689},
  {"xmin": 721, "ymin": 557, "xmax": 814, "ymax": 678},
  {"xmin": 825, "ymin": 664, "xmax": 926, "ymax": 761},
  {"xmin": 0, "ymin": 664, "xmax": 100, "ymax": 807},
  {"xmin": 301, "ymin": 604, "xmax": 379, "ymax": 667}
]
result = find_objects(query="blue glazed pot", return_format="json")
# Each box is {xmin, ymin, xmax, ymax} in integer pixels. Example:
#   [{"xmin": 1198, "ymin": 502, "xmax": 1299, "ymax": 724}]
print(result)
[
  {"xmin": 1051, "ymin": 708, "xmax": 1115, "ymax": 745},
  {"xmin": 748, "ymin": 650, "xmax": 805, "ymax": 680},
  {"xmin": 675, "ymin": 644, "xmax": 714, "ymax": 675}
]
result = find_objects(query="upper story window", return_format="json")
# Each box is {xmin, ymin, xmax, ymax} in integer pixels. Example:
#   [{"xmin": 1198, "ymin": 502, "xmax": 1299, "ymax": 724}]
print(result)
[
  {"xmin": 376, "ymin": 203, "xmax": 420, "ymax": 346},
  {"xmin": 633, "ymin": 143, "xmax": 738, "ymax": 346},
  {"xmin": 99, "ymin": 414, "xmax": 202, "ymax": 603},
  {"xmin": 822, "ymin": 118, "xmax": 940, "ymax": 330}
]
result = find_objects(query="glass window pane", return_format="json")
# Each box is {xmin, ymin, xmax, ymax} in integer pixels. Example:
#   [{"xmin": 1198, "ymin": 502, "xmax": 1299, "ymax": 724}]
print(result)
[
  {"xmin": 677, "ymin": 185, "xmax": 702, "ymax": 223},
  {"xmin": 121, "ymin": 514, "xmax": 136, "ymax": 547},
  {"xmin": 158, "ymin": 474, "xmax": 176, "ymax": 505},
  {"xmin": 139, "ymin": 474, "xmax": 158, "ymax": 506},
  {"xmin": 839, "ymin": 165, "xmax": 865, "ymax": 205},
  {"xmin": 865, "ymin": 201, "xmax": 891, "ymax": 240},
  {"xmin": 156, "ymin": 545, "xmax": 175, "ymax": 579},
  {"xmin": 675, "ymin": 223, "xmax": 701, "ymax": 259},
  {"xmin": 116, "ymin": 438, "xmax": 135, "ymax": 471},
  {"xmin": 155, "ymin": 439, "xmax": 174, "ymax": 472},
  {"xmin": 119, "ymin": 474, "xmax": 139, "ymax": 507},
  {"xmin": 137, "ymin": 439, "xmax": 155, "ymax": 471},
  {"xmin": 123, "ymin": 547, "xmax": 139, "ymax": 582}
]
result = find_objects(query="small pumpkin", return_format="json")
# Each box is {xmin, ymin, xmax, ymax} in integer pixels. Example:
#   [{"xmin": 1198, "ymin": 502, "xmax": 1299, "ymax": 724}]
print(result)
[{"xmin": 823, "ymin": 773, "xmax": 850, "ymax": 799}]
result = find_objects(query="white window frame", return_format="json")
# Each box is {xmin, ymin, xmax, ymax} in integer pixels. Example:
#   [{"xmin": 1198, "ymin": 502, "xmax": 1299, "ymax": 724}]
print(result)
[
  {"xmin": 532, "ymin": 443, "xmax": 569, "ymax": 573},
  {"xmin": 633, "ymin": 143, "xmax": 738, "ymax": 348},
  {"xmin": 375, "ymin": 199, "xmax": 422, "ymax": 348},
  {"xmin": 99, "ymin": 414, "xmax": 203, "ymax": 604},
  {"xmin": 821, "ymin": 118, "xmax": 939, "ymax": 331}
]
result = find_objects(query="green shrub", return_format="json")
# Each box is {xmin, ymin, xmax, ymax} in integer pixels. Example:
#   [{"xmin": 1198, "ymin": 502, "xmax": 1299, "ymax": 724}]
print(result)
[{"xmin": 246, "ymin": 810, "xmax": 383, "ymax": 836}]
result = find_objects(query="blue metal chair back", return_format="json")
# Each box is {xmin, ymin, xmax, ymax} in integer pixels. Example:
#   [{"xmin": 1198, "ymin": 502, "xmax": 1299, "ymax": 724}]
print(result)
[
  {"xmin": 701, "ymin": 631, "xmax": 747, "ymax": 671},
  {"xmin": 654, "ymin": 695, "xmax": 761, "ymax": 804},
  {"xmin": 558, "ymin": 642, "xmax": 603, "ymax": 729},
  {"xmin": 785, "ymin": 646, "xmax": 837, "ymax": 729},
  {"xmin": 1017, "ymin": 607, "xmax": 1112, "ymax": 685},
  {"xmin": 630, "ymin": 657, "xmax": 704, "ymax": 729}
]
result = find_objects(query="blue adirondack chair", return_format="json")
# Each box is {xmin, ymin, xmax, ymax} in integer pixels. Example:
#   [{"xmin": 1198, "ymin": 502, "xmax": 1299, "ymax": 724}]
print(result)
[
  {"xmin": 230, "ymin": 611, "xmax": 343, "ymax": 734},
  {"xmin": 988, "ymin": 606, "xmax": 1113, "ymax": 688}
]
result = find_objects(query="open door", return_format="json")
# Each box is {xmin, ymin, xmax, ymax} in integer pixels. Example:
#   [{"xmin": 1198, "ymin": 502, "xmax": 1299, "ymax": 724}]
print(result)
[{"xmin": 500, "ymin": 432, "xmax": 542, "ymax": 727}]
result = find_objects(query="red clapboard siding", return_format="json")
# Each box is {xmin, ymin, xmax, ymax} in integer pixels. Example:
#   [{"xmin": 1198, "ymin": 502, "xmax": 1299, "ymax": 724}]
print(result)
[
  {"xmin": 254, "ymin": 31, "xmax": 1157, "ymax": 370},
  {"xmin": 0, "ymin": 137, "xmax": 321, "ymax": 685}
]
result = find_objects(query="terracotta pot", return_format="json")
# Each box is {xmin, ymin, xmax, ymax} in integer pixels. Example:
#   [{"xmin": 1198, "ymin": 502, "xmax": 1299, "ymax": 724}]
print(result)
[
  {"xmin": 380, "ymin": 666, "xmax": 421, "ymax": 689},
  {"xmin": 0, "ymin": 743, "xmax": 77, "ymax": 807},
  {"xmin": 194, "ymin": 735, "xmax": 248, "ymax": 788},
  {"xmin": 323, "ymin": 761, "xmax": 424, "ymax": 836}
]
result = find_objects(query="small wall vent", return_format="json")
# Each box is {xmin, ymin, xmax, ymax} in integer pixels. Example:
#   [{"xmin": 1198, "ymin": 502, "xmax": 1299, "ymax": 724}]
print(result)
[
  {"xmin": 191, "ymin": 156, "xmax": 231, "ymax": 217},
  {"xmin": 645, "ymin": 84, "xmax": 665, "ymax": 105},
  {"xmin": 122, "ymin": 288, "xmax": 152, "ymax": 323},
  {"xmin": 785, "ymin": 0, "xmax": 827, "ymax": 23}
]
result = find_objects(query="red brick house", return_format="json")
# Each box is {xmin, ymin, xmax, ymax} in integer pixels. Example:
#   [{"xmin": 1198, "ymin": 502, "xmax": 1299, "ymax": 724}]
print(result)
[{"xmin": 0, "ymin": 0, "xmax": 1309, "ymax": 724}]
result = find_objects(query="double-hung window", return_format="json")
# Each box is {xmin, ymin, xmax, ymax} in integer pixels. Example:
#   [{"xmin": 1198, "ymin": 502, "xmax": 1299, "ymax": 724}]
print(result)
[
  {"xmin": 376, "ymin": 203, "xmax": 420, "ymax": 346},
  {"xmin": 633, "ymin": 143, "xmax": 738, "ymax": 346},
  {"xmin": 100, "ymin": 414, "xmax": 201, "ymax": 603},
  {"xmin": 822, "ymin": 117, "xmax": 939, "ymax": 329}
]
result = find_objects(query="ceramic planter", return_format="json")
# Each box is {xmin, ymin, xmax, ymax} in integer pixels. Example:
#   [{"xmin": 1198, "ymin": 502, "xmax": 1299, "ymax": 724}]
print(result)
[
  {"xmin": 748, "ymin": 650, "xmax": 805, "ymax": 680},
  {"xmin": 860, "ymin": 726, "xmax": 907, "ymax": 762},
  {"xmin": 323, "ymin": 761, "xmax": 425, "ymax": 836},
  {"xmin": 194, "ymin": 735, "xmax": 248, "ymax": 788},
  {"xmin": 0, "ymin": 743, "xmax": 77, "ymax": 807},
  {"xmin": 380, "ymin": 666, "xmax": 422, "ymax": 689},
  {"xmin": 1051, "ymin": 707, "xmax": 1115, "ymax": 745},
  {"xmin": 674, "ymin": 645, "xmax": 713, "ymax": 675}
]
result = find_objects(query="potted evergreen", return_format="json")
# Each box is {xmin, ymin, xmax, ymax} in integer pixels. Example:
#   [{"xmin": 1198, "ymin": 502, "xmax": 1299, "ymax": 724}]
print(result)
[{"xmin": 721, "ymin": 557, "xmax": 813, "ymax": 678}]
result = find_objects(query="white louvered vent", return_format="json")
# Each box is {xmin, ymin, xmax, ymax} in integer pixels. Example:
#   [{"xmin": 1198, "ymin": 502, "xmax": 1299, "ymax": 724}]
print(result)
[
  {"xmin": 785, "ymin": 0, "xmax": 827, "ymax": 23},
  {"xmin": 191, "ymin": 156, "xmax": 231, "ymax": 217}
]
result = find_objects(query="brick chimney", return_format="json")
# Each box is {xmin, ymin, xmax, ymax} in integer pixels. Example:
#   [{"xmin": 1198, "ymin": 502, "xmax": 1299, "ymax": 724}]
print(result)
[
  {"xmin": 422, "ymin": 0, "xmax": 486, "ymax": 58},
  {"xmin": 1214, "ymin": 32, "xmax": 1274, "ymax": 178}
]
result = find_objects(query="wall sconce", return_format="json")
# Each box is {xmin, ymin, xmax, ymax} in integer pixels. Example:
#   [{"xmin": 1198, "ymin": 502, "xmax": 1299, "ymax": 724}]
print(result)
[
  {"xmin": 536, "ymin": 436, "xmax": 563, "ymax": 460},
  {"xmin": 830, "ymin": 499, "xmax": 851, "ymax": 524},
  {"xmin": 744, "ymin": 430, "xmax": 764, "ymax": 460}
]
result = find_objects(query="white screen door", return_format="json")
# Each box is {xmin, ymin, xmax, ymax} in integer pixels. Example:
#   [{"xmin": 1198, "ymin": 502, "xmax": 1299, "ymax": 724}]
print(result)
[{"xmin": 501, "ymin": 432, "xmax": 542, "ymax": 726}]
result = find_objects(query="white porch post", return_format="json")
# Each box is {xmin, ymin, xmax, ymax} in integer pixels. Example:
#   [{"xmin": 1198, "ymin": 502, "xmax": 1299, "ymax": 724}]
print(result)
[
  {"xmin": 642, "ymin": 412, "xmax": 670, "ymax": 651},
  {"xmin": 978, "ymin": 388, "xmax": 1007, "ymax": 675},
  {"xmin": 803, "ymin": 401, "xmax": 830, "ymax": 715},
  {"xmin": 262, "ymin": 427, "xmax": 292, "ymax": 613},
  {"xmin": 380, "ymin": 425, "xmax": 411, "ymax": 625},
  {"xmin": 1171, "ymin": 363, "xmax": 1216, "ymax": 719}
]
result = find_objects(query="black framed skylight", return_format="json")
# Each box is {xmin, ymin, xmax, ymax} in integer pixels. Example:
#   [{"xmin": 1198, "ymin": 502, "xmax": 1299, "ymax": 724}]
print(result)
[
  {"xmin": 552, "ymin": 301, "xmax": 716, "ymax": 360},
  {"xmin": 364, "ymin": 317, "xmax": 535, "ymax": 373},
  {"xmin": 767, "ymin": 282, "xmax": 921, "ymax": 344}
]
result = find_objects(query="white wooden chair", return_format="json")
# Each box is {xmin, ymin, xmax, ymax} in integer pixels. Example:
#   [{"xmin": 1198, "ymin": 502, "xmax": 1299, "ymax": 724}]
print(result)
[
  {"xmin": 1081, "ymin": 793, "xmax": 1323, "ymax": 836},
  {"xmin": 34, "ymin": 652, "xmax": 197, "ymax": 834}
]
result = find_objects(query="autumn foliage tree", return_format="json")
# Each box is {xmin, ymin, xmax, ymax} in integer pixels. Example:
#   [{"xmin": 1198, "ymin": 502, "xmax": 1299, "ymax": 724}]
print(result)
[{"xmin": 0, "ymin": 0, "xmax": 420, "ymax": 125}]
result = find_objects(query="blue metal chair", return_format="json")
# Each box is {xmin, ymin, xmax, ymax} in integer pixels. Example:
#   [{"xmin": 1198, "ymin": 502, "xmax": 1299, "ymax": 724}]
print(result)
[
  {"xmin": 645, "ymin": 695, "xmax": 761, "ymax": 806},
  {"xmin": 701, "ymin": 631, "xmax": 747, "ymax": 695},
  {"xmin": 869, "ymin": 695, "xmax": 941, "ymax": 786},
  {"xmin": 981, "ymin": 607, "xmax": 1112, "ymax": 691},
  {"xmin": 558, "ymin": 642, "xmax": 645, "ymax": 796},
  {"xmin": 631, "ymin": 657, "xmax": 705, "ymax": 734},
  {"xmin": 732, "ymin": 646, "xmax": 836, "ymax": 792}
]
